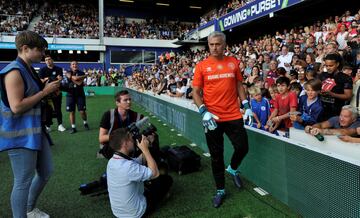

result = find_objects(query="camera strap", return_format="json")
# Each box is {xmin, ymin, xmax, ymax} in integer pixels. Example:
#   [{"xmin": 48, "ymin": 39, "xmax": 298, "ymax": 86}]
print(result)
[{"xmin": 114, "ymin": 151, "xmax": 133, "ymax": 161}]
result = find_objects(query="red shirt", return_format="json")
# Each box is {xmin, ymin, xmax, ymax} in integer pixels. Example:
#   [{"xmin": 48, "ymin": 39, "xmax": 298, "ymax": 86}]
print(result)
[
  {"xmin": 269, "ymin": 98, "xmax": 276, "ymax": 114},
  {"xmin": 274, "ymin": 91, "xmax": 298, "ymax": 128}
]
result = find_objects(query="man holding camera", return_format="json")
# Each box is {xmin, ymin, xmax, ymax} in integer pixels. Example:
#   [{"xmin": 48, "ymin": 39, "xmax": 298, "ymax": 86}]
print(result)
[
  {"xmin": 107, "ymin": 128, "xmax": 172, "ymax": 217},
  {"xmin": 39, "ymin": 55, "xmax": 66, "ymax": 132},
  {"xmin": 107, "ymin": 129, "xmax": 157, "ymax": 218},
  {"xmin": 66, "ymin": 61, "xmax": 89, "ymax": 134},
  {"xmin": 99, "ymin": 90, "xmax": 144, "ymax": 158}
]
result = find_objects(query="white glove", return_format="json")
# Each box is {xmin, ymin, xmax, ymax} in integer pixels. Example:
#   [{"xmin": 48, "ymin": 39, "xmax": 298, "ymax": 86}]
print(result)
[{"xmin": 202, "ymin": 111, "xmax": 219, "ymax": 131}]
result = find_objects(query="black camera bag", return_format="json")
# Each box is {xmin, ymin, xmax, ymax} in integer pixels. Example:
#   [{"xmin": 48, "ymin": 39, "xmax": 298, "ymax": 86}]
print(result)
[{"xmin": 167, "ymin": 145, "xmax": 201, "ymax": 175}]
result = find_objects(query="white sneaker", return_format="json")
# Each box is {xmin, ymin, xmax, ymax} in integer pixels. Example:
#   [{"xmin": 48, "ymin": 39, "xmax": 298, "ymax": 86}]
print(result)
[
  {"xmin": 58, "ymin": 124, "xmax": 66, "ymax": 132},
  {"xmin": 45, "ymin": 126, "xmax": 51, "ymax": 133},
  {"xmin": 27, "ymin": 208, "xmax": 50, "ymax": 218}
]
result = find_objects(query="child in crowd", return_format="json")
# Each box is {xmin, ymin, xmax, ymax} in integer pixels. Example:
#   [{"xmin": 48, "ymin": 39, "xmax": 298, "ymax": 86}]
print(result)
[
  {"xmin": 290, "ymin": 82, "xmax": 303, "ymax": 97},
  {"xmin": 266, "ymin": 77, "xmax": 298, "ymax": 133},
  {"xmin": 248, "ymin": 86, "xmax": 271, "ymax": 129},
  {"xmin": 261, "ymin": 88, "xmax": 271, "ymax": 99},
  {"xmin": 169, "ymin": 81, "xmax": 187, "ymax": 97},
  {"xmin": 342, "ymin": 65, "xmax": 353, "ymax": 77},
  {"xmin": 268, "ymin": 84, "xmax": 279, "ymax": 114},
  {"xmin": 289, "ymin": 70, "xmax": 298, "ymax": 84},
  {"xmin": 305, "ymin": 69, "xmax": 316, "ymax": 80},
  {"xmin": 290, "ymin": 79, "xmax": 323, "ymax": 129},
  {"xmin": 253, "ymin": 76, "xmax": 263, "ymax": 89}
]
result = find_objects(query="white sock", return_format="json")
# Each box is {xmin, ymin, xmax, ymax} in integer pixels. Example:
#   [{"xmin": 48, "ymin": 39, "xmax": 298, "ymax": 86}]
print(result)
[
  {"xmin": 71, "ymin": 124, "xmax": 76, "ymax": 128},
  {"xmin": 83, "ymin": 120, "xmax": 88, "ymax": 125}
]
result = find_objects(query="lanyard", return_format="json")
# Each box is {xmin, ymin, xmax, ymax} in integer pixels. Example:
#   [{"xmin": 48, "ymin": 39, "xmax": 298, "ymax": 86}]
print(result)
[{"xmin": 114, "ymin": 151, "xmax": 132, "ymax": 161}]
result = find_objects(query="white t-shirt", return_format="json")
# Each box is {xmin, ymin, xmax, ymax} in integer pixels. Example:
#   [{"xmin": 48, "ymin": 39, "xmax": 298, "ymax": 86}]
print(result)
[
  {"xmin": 314, "ymin": 31, "xmax": 323, "ymax": 43},
  {"xmin": 336, "ymin": 32, "xmax": 349, "ymax": 50},
  {"xmin": 176, "ymin": 86, "xmax": 187, "ymax": 98},
  {"xmin": 277, "ymin": 52, "xmax": 293, "ymax": 72},
  {"xmin": 107, "ymin": 154, "xmax": 153, "ymax": 218}
]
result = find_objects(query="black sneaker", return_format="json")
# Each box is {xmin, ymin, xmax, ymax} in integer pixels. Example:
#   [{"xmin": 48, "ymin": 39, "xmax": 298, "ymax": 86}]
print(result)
[
  {"xmin": 226, "ymin": 166, "xmax": 243, "ymax": 189},
  {"xmin": 70, "ymin": 128, "xmax": 77, "ymax": 134},
  {"xmin": 212, "ymin": 191, "xmax": 225, "ymax": 208},
  {"xmin": 84, "ymin": 123, "xmax": 90, "ymax": 130},
  {"xmin": 231, "ymin": 174, "xmax": 243, "ymax": 189}
]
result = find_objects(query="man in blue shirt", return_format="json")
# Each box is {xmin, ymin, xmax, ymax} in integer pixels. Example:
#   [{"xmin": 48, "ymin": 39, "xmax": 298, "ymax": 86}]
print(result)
[{"xmin": 107, "ymin": 128, "xmax": 172, "ymax": 217}]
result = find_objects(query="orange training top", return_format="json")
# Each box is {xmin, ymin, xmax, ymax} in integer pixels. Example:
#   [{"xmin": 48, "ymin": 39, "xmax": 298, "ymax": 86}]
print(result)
[{"xmin": 193, "ymin": 56, "xmax": 243, "ymax": 122}]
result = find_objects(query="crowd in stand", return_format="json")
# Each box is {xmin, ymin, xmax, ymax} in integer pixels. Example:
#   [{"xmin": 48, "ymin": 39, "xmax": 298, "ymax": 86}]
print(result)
[
  {"xmin": 34, "ymin": 2, "xmax": 99, "ymax": 38},
  {"xmin": 200, "ymin": 0, "xmax": 255, "ymax": 26},
  {"xmin": 104, "ymin": 16, "xmax": 194, "ymax": 39},
  {"xmin": 125, "ymin": 9, "xmax": 360, "ymax": 142},
  {"xmin": 1, "ymin": 0, "xmax": 258, "ymax": 39},
  {"xmin": 1, "ymin": 0, "xmax": 195, "ymax": 39},
  {"xmin": 0, "ymin": 0, "xmax": 264, "ymax": 39},
  {"xmin": 82, "ymin": 66, "xmax": 126, "ymax": 87},
  {"xmin": 0, "ymin": 0, "xmax": 40, "ymax": 33}
]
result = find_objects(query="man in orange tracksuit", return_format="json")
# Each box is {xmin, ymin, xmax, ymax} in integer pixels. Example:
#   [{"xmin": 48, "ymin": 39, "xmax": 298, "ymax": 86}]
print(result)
[{"xmin": 193, "ymin": 31, "xmax": 252, "ymax": 208}]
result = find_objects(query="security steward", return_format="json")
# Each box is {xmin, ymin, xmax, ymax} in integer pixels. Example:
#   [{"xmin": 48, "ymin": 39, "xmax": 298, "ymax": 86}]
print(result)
[{"xmin": 66, "ymin": 60, "xmax": 89, "ymax": 134}]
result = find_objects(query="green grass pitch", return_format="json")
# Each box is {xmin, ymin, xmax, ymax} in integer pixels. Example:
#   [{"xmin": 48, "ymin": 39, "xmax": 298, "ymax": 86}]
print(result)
[{"xmin": 0, "ymin": 95, "xmax": 301, "ymax": 218}]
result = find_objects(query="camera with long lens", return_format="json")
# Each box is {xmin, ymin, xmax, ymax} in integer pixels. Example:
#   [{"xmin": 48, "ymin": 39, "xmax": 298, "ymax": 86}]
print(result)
[
  {"xmin": 99, "ymin": 117, "xmax": 150, "ymax": 159},
  {"xmin": 127, "ymin": 122, "xmax": 157, "ymax": 142},
  {"xmin": 127, "ymin": 121, "xmax": 157, "ymax": 156},
  {"xmin": 81, "ymin": 118, "xmax": 163, "ymax": 196},
  {"xmin": 142, "ymin": 124, "xmax": 157, "ymax": 136}
]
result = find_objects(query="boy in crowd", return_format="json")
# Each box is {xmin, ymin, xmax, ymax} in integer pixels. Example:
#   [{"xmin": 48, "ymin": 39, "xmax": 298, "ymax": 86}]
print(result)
[
  {"xmin": 267, "ymin": 77, "xmax": 298, "ymax": 133},
  {"xmin": 290, "ymin": 82, "xmax": 303, "ymax": 97},
  {"xmin": 169, "ymin": 81, "xmax": 187, "ymax": 98},
  {"xmin": 248, "ymin": 86, "xmax": 271, "ymax": 129},
  {"xmin": 291, "ymin": 79, "xmax": 323, "ymax": 129},
  {"xmin": 268, "ymin": 84, "xmax": 278, "ymax": 114},
  {"xmin": 342, "ymin": 65, "xmax": 353, "ymax": 77},
  {"xmin": 166, "ymin": 75, "xmax": 177, "ymax": 96}
]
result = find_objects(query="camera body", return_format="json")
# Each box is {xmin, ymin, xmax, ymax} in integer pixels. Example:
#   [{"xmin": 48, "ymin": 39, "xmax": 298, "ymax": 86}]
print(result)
[
  {"xmin": 127, "ymin": 123, "xmax": 157, "ymax": 156},
  {"xmin": 127, "ymin": 123, "xmax": 157, "ymax": 142}
]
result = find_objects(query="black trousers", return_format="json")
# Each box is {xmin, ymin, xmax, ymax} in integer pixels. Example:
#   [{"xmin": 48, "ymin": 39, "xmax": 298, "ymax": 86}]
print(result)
[
  {"xmin": 205, "ymin": 118, "xmax": 249, "ymax": 190},
  {"xmin": 52, "ymin": 94, "xmax": 63, "ymax": 125},
  {"xmin": 143, "ymin": 174, "xmax": 173, "ymax": 217}
]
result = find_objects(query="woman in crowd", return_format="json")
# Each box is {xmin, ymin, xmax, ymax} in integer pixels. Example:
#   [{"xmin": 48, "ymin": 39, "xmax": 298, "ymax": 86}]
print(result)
[{"xmin": 305, "ymin": 53, "xmax": 316, "ymax": 71}]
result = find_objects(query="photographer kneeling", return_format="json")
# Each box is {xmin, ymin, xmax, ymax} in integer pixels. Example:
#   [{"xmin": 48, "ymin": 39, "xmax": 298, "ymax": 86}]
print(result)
[{"xmin": 107, "ymin": 128, "xmax": 173, "ymax": 218}]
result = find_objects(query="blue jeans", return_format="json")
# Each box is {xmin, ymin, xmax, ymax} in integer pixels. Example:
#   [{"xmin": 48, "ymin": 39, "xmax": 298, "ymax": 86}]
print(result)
[{"xmin": 7, "ymin": 134, "xmax": 53, "ymax": 218}]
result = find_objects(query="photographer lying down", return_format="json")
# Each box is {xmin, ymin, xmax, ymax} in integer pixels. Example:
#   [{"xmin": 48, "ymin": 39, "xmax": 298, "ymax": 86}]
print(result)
[
  {"xmin": 304, "ymin": 105, "xmax": 360, "ymax": 142},
  {"xmin": 107, "ymin": 128, "xmax": 173, "ymax": 218}
]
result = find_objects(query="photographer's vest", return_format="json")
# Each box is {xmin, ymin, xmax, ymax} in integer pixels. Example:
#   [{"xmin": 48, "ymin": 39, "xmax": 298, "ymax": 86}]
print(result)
[{"xmin": 0, "ymin": 58, "xmax": 42, "ymax": 151}]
